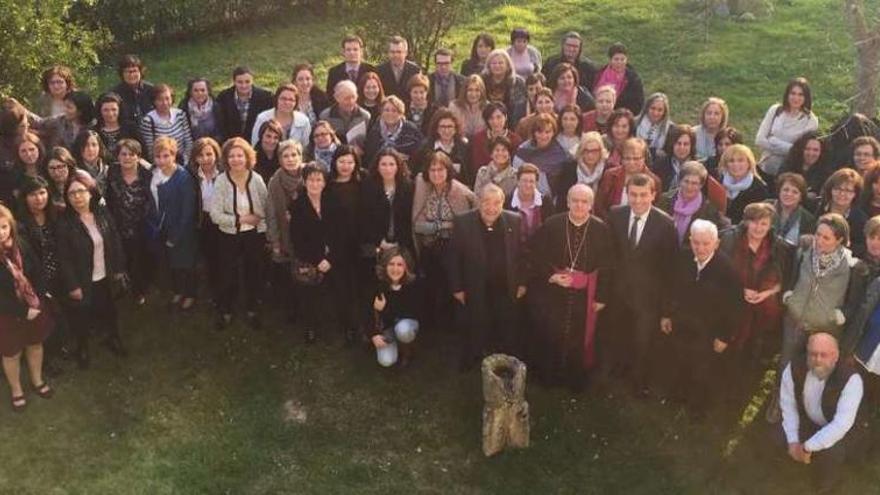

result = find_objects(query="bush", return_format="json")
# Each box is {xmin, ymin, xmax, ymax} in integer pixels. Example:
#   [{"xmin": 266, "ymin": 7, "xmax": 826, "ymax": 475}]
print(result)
[{"xmin": 0, "ymin": 0, "xmax": 108, "ymax": 102}]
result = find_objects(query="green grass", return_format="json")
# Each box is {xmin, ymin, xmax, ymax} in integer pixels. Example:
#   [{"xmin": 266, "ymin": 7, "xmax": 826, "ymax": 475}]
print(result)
[{"xmin": 11, "ymin": 0, "xmax": 876, "ymax": 492}]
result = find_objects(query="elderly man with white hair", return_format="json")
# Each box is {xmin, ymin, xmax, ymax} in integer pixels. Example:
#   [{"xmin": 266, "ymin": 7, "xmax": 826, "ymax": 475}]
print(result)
[
  {"xmin": 525, "ymin": 183, "xmax": 613, "ymax": 391},
  {"xmin": 318, "ymin": 80, "xmax": 371, "ymax": 146},
  {"xmin": 666, "ymin": 219, "xmax": 743, "ymax": 417},
  {"xmin": 780, "ymin": 332, "xmax": 864, "ymax": 495}
]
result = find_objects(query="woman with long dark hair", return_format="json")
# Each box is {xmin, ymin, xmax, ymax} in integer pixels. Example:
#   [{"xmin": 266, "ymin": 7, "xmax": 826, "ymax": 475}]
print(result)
[
  {"xmin": 73, "ymin": 129, "xmax": 111, "ymax": 196},
  {"xmin": 94, "ymin": 92, "xmax": 141, "ymax": 157},
  {"xmin": 779, "ymin": 131, "xmax": 830, "ymax": 202},
  {"xmin": 461, "ymin": 33, "xmax": 496, "ymax": 76},
  {"xmin": 755, "ymin": 77, "xmax": 819, "ymax": 181}
]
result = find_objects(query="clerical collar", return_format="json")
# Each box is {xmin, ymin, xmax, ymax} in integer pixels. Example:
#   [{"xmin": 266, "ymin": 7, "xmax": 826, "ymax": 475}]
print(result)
[{"xmin": 568, "ymin": 214, "xmax": 589, "ymax": 227}]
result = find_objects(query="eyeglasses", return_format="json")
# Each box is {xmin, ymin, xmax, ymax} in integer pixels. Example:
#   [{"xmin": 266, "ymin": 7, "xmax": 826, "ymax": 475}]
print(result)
[
  {"xmin": 48, "ymin": 165, "xmax": 67, "ymax": 171},
  {"xmin": 67, "ymin": 188, "xmax": 89, "ymax": 197},
  {"xmin": 438, "ymin": 124, "xmax": 456, "ymax": 130},
  {"xmin": 583, "ymin": 147, "xmax": 602, "ymax": 154},
  {"xmin": 314, "ymin": 132, "xmax": 332, "ymax": 138},
  {"xmin": 833, "ymin": 187, "xmax": 856, "ymax": 194}
]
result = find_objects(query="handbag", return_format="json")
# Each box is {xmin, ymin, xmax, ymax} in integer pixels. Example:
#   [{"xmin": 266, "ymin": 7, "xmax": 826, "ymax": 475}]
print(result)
[{"xmin": 292, "ymin": 258, "xmax": 324, "ymax": 286}]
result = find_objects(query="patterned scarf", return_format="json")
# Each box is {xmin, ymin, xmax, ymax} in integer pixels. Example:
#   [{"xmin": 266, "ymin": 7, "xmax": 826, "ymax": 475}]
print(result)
[
  {"xmin": 811, "ymin": 242, "xmax": 847, "ymax": 279},
  {"xmin": 2, "ymin": 244, "xmax": 40, "ymax": 310}
]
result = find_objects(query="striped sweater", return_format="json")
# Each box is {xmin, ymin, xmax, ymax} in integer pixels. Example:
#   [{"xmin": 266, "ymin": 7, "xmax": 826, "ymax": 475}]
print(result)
[{"xmin": 139, "ymin": 108, "xmax": 194, "ymax": 165}]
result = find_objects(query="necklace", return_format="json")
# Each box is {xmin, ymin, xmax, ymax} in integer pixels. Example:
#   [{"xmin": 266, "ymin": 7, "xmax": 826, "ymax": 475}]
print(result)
[{"xmin": 565, "ymin": 218, "xmax": 590, "ymax": 271}]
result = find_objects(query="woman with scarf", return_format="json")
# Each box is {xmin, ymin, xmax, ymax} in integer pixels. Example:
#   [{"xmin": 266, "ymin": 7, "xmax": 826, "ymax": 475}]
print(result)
[
  {"xmin": 512, "ymin": 113, "xmax": 573, "ymax": 201},
  {"xmin": 362, "ymin": 96, "xmax": 423, "ymax": 169},
  {"xmin": 73, "ymin": 130, "xmax": 111, "ymax": 196},
  {"xmin": 635, "ymin": 93, "xmax": 673, "ymax": 159},
  {"xmin": 470, "ymin": 102, "xmax": 522, "ymax": 170},
  {"xmin": 817, "ymin": 168, "xmax": 868, "ymax": 257},
  {"xmin": 412, "ymin": 151, "xmax": 476, "ymax": 327},
  {"xmin": 405, "ymin": 74, "xmax": 437, "ymax": 136},
  {"xmin": 718, "ymin": 144, "xmax": 769, "ymax": 225},
  {"xmin": 305, "ymin": 120, "xmax": 340, "ymax": 173},
  {"xmin": 556, "ymin": 132, "xmax": 608, "ymax": 209},
  {"xmin": 781, "ymin": 213, "xmax": 863, "ymax": 369},
  {"xmin": 651, "ymin": 124, "xmax": 696, "ymax": 192},
  {"xmin": 693, "ymin": 97, "xmax": 729, "ymax": 161},
  {"xmin": 592, "ymin": 43, "xmax": 644, "ymax": 115},
  {"xmin": 657, "ymin": 161, "xmax": 726, "ymax": 246},
  {"xmin": 768, "ymin": 173, "xmax": 816, "ymax": 246},
  {"xmin": 0, "ymin": 204, "xmax": 53, "ymax": 412},
  {"xmin": 473, "ymin": 135, "xmax": 517, "ymax": 199},
  {"xmin": 266, "ymin": 139, "xmax": 305, "ymax": 329},
  {"xmin": 179, "ymin": 78, "xmax": 221, "ymax": 142},
  {"xmin": 720, "ymin": 203, "xmax": 793, "ymax": 400}
]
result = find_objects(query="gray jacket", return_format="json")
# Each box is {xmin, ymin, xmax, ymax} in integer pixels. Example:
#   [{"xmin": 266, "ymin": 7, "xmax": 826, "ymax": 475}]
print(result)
[
  {"xmin": 209, "ymin": 171, "xmax": 269, "ymax": 235},
  {"xmin": 785, "ymin": 246, "xmax": 855, "ymax": 333}
]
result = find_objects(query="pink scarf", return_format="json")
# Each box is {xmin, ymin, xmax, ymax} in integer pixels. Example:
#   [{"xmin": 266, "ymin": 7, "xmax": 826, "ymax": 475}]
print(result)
[
  {"xmin": 672, "ymin": 190, "xmax": 702, "ymax": 244},
  {"xmin": 2, "ymin": 245, "xmax": 40, "ymax": 310}
]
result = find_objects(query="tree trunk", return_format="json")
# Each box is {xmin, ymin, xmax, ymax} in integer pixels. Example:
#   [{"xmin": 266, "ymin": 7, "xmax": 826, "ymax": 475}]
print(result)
[
  {"xmin": 481, "ymin": 354, "xmax": 530, "ymax": 457},
  {"xmin": 845, "ymin": 0, "xmax": 880, "ymax": 118}
]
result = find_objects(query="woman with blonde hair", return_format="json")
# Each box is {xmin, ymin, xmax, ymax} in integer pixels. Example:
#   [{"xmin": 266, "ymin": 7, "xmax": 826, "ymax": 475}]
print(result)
[
  {"xmin": 718, "ymin": 144, "xmax": 768, "ymax": 224},
  {"xmin": 449, "ymin": 75, "xmax": 488, "ymax": 139},
  {"xmin": 558, "ymin": 131, "xmax": 608, "ymax": 196},
  {"xmin": 481, "ymin": 49, "xmax": 528, "ymax": 127}
]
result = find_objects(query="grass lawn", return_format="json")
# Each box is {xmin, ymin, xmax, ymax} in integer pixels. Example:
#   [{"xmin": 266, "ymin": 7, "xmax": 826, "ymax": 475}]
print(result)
[{"xmin": 8, "ymin": 0, "xmax": 874, "ymax": 493}]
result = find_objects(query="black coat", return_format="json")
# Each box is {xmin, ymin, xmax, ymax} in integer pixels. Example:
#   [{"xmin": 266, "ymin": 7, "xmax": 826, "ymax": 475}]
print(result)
[
  {"xmin": 325, "ymin": 62, "xmax": 378, "ymax": 95},
  {"xmin": 505, "ymin": 193, "xmax": 556, "ymax": 223},
  {"xmin": 362, "ymin": 120, "xmax": 424, "ymax": 168},
  {"xmin": 377, "ymin": 61, "xmax": 422, "ymax": 102},
  {"xmin": 0, "ymin": 240, "xmax": 45, "ymax": 318},
  {"xmin": 215, "ymin": 85, "xmax": 274, "ymax": 142},
  {"xmin": 289, "ymin": 193, "xmax": 340, "ymax": 266},
  {"xmin": 55, "ymin": 206, "xmax": 125, "ymax": 302},
  {"xmin": 651, "ymin": 152, "xmax": 690, "ymax": 192},
  {"xmin": 359, "ymin": 176, "xmax": 415, "ymax": 254},
  {"xmin": 597, "ymin": 65, "xmax": 644, "ymax": 116},
  {"xmin": 428, "ymin": 72, "xmax": 467, "ymax": 107},
  {"xmin": 447, "ymin": 210, "xmax": 525, "ymax": 302},
  {"xmin": 671, "ymin": 250, "xmax": 744, "ymax": 342},
  {"xmin": 413, "ymin": 138, "xmax": 471, "ymax": 180},
  {"xmin": 307, "ymin": 87, "xmax": 332, "ymax": 123},
  {"xmin": 725, "ymin": 177, "xmax": 770, "ymax": 225},
  {"xmin": 607, "ymin": 206, "xmax": 679, "ymax": 315},
  {"xmin": 111, "ymin": 81, "xmax": 155, "ymax": 128}
]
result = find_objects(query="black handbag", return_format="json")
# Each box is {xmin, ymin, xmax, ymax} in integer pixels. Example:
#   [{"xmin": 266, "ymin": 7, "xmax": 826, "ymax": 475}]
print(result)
[{"xmin": 292, "ymin": 258, "xmax": 324, "ymax": 286}]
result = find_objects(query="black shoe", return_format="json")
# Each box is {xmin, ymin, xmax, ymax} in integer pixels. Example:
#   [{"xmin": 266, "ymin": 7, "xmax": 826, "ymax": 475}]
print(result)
[
  {"xmin": 246, "ymin": 312, "xmax": 262, "ymax": 330},
  {"xmin": 304, "ymin": 329, "xmax": 316, "ymax": 344}
]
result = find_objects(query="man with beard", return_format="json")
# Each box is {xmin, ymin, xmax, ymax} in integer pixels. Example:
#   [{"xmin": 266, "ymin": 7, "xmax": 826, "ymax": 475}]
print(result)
[
  {"xmin": 541, "ymin": 32, "xmax": 598, "ymax": 90},
  {"xmin": 780, "ymin": 332, "xmax": 864, "ymax": 495}
]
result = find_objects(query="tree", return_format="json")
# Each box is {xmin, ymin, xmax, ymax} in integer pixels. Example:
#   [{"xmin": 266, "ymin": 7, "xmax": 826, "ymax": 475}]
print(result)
[
  {"xmin": 0, "ymin": 0, "xmax": 108, "ymax": 102},
  {"xmin": 845, "ymin": 0, "xmax": 880, "ymax": 118},
  {"xmin": 352, "ymin": 0, "xmax": 474, "ymax": 71}
]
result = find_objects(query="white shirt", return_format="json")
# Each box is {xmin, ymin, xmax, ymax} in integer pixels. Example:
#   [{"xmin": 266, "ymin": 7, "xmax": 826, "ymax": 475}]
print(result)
[
  {"xmin": 150, "ymin": 167, "xmax": 172, "ymax": 210},
  {"xmin": 780, "ymin": 364, "xmax": 863, "ymax": 452},
  {"xmin": 628, "ymin": 209, "xmax": 649, "ymax": 246},
  {"xmin": 695, "ymin": 252, "xmax": 715, "ymax": 274}
]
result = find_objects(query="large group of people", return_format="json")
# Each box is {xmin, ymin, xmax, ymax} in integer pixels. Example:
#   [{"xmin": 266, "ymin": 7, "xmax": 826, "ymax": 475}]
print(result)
[{"xmin": 1, "ymin": 29, "xmax": 880, "ymax": 492}]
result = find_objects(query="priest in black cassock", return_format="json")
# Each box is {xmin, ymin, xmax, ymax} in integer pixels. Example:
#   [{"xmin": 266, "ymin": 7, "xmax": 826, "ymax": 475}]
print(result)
[{"xmin": 526, "ymin": 183, "xmax": 613, "ymax": 390}]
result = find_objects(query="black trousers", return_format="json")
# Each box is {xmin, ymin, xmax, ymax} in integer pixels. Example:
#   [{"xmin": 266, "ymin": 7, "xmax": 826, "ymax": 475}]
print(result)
[
  {"xmin": 68, "ymin": 279, "xmax": 120, "ymax": 349},
  {"xmin": 460, "ymin": 291, "xmax": 519, "ymax": 368},
  {"xmin": 121, "ymin": 236, "xmax": 155, "ymax": 298},
  {"xmin": 603, "ymin": 302, "xmax": 661, "ymax": 389},
  {"xmin": 673, "ymin": 328, "xmax": 723, "ymax": 411},
  {"xmin": 217, "ymin": 230, "xmax": 266, "ymax": 315},
  {"xmin": 297, "ymin": 278, "xmax": 332, "ymax": 335},
  {"xmin": 199, "ymin": 218, "xmax": 223, "ymax": 303}
]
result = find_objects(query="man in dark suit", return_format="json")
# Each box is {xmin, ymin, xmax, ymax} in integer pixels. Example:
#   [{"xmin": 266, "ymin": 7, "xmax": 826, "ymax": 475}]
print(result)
[
  {"xmin": 605, "ymin": 173, "xmax": 679, "ymax": 397},
  {"xmin": 448, "ymin": 183, "xmax": 526, "ymax": 370},
  {"xmin": 428, "ymin": 48, "xmax": 466, "ymax": 108},
  {"xmin": 377, "ymin": 36, "xmax": 421, "ymax": 104},
  {"xmin": 215, "ymin": 66, "xmax": 274, "ymax": 142},
  {"xmin": 325, "ymin": 34, "xmax": 378, "ymax": 96},
  {"xmin": 668, "ymin": 219, "xmax": 743, "ymax": 417}
]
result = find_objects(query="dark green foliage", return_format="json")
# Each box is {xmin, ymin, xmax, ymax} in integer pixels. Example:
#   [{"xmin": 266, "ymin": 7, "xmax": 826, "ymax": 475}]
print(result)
[{"xmin": 0, "ymin": 0, "xmax": 108, "ymax": 102}]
